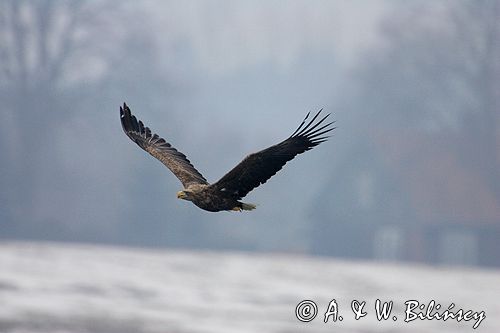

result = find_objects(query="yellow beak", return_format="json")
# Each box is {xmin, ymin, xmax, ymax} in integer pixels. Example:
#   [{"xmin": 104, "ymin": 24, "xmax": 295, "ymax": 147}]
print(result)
[{"xmin": 177, "ymin": 191, "xmax": 186, "ymax": 199}]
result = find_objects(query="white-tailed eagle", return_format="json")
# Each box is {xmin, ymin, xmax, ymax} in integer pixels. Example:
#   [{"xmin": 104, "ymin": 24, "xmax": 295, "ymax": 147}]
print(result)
[{"xmin": 120, "ymin": 103, "xmax": 334, "ymax": 212}]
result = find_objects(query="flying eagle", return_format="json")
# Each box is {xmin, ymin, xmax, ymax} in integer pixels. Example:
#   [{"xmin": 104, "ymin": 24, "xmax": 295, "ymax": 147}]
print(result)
[{"xmin": 120, "ymin": 103, "xmax": 334, "ymax": 212}]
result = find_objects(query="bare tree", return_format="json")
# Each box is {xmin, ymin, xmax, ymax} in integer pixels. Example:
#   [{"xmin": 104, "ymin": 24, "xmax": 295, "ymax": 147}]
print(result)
[
  {"xmin": 359, "ymin": 0, "xmax": 499, "ymax": 191},
  {"xmin": 310, "ymin": 0, "xmax": 499, "ymax": 258},
  {"xmin": 0, "ymin": 0, "xmax": 160, "ymax": 232},
  {"xmin": 448, "ymin": 1, "xmax": 500, "ymax": 197}
]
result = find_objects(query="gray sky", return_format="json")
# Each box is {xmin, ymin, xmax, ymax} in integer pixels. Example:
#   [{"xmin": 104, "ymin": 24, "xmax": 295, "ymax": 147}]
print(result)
[
  {"xmin": 3, "ymin": 0, "xmax": 497, "ymax": 265},
  {"xmin": 141, "ymin": 1, "xmax": 389, "ymax": 249}
]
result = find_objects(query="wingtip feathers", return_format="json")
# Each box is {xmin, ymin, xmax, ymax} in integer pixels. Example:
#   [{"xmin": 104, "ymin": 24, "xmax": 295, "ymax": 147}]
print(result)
[{"xmin": 290, "ymin": 108, "xmax": 335, "ymax": 147}]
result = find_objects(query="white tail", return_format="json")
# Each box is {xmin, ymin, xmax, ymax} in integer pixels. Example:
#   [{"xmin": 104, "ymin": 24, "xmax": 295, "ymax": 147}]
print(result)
[{"xmin": 241, "ymin": 202, "xmax": 256, "ymax": 211}]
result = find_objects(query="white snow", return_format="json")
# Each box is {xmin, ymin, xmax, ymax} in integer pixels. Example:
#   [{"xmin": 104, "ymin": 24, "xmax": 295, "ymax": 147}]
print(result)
[{"xmin": 0, "ymin": 241, "xmax": 498, "ymax": 333}]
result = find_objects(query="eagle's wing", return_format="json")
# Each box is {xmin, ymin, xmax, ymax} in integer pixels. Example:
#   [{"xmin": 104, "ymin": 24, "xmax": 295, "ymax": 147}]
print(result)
[
  {"xmin": 120, "ymin": 103, "xmax": 208, "ymax": 187},
  {"xmin": 210, "ymin": 110, "xmax": 335, "ymax": 200}
]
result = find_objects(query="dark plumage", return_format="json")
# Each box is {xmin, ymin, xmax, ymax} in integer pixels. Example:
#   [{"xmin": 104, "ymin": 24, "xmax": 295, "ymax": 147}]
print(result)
[{"xmin": 120, "ymin": 103, "xmax": 335, "ymax": 212}]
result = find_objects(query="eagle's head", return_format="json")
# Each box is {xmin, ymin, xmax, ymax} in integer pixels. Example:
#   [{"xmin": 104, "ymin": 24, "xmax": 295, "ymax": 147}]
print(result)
[{"xmin": 177, "ymin": 190, "xmax": 192, "ymax": 201}]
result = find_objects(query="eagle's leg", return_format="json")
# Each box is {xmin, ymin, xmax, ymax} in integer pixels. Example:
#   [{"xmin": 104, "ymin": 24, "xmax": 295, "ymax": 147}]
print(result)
[{"xmin": 232, "ymin": 206, "xmax": 242, "ymax": 212}]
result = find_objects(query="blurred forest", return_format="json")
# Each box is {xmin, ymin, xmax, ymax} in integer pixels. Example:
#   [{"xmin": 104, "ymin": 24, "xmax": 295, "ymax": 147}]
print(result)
[
  {"xmin": 1, "ymin": 0, "xmax": 179, "ymax": 241},
  {"xmin": 311, "ymin": 1, "xmax": 499, "ymax": 266},
  {"xmin": 1, "ymin": 0, "xmax": 498, "ymax": 267}
]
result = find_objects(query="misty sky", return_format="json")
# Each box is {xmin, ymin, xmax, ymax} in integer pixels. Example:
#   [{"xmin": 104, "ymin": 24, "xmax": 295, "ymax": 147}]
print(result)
[
  {"xmin": 112, "ymin": 0, "xmax": 391, "ymax": 249},
  {"xmin": 2, "ymin": 0, "xmax": 498, "ymax": 263},
  {"xmin": 79, "ymin": 1, "xmax": 390, "ymax": 246}
]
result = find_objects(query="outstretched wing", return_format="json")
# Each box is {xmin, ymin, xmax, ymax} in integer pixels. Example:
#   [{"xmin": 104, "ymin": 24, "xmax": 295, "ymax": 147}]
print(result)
[
  {"xmin": 210, "ymin": 110, "xmax": 335, "ymax": 200},
  {"xmin": 120, "ymin": 103, "xmax": 208, "ymax": 187}
]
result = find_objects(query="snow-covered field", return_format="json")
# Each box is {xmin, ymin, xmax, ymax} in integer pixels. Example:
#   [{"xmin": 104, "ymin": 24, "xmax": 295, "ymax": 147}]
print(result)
[{"xmin": 0, "ymin": 241, "xmax": 498, "ymax": 333}]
